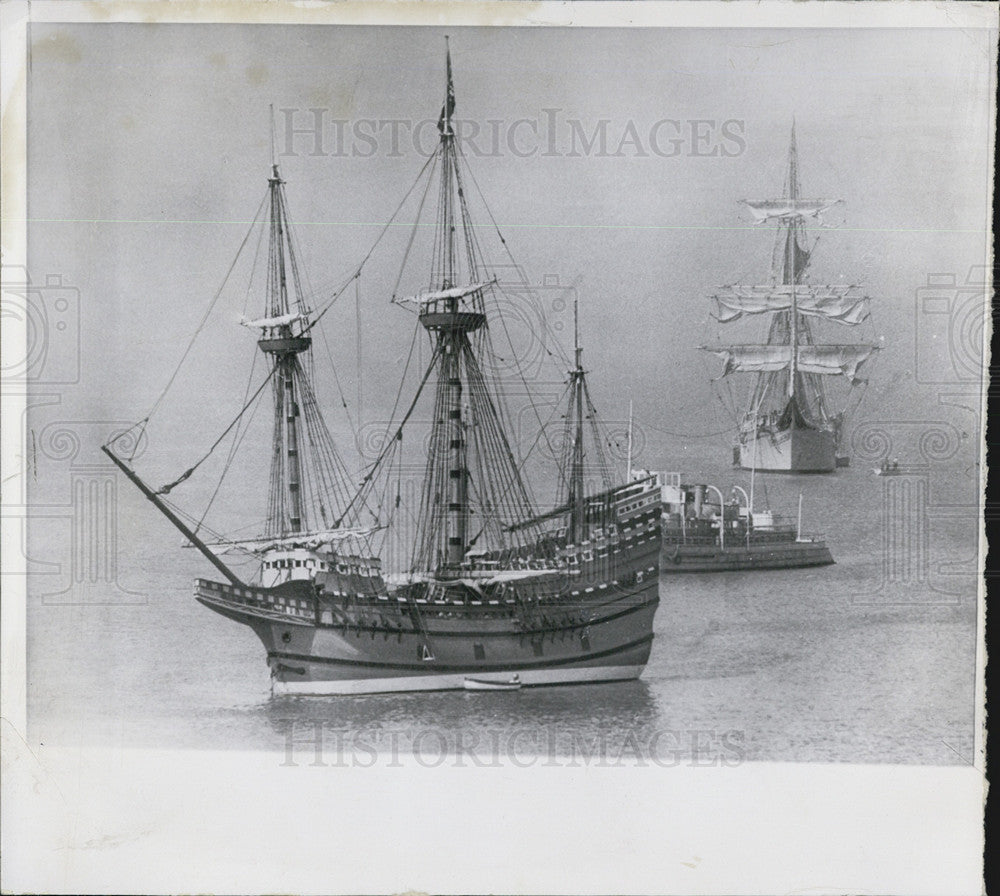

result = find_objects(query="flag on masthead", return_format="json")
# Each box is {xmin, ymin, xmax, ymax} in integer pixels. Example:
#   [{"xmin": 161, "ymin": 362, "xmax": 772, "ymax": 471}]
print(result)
[{"xmin": 437, "ymin": 39, "xmax": 455, "ymax": 135}]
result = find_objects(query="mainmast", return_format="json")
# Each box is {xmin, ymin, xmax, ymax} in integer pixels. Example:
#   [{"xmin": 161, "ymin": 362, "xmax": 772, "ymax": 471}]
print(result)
[
  {"xmin": 387, "ymin": 40, "xmax": 551, "ymax": 572},
  {"xmin": 418, "ymin": 39, "xmax": 485, "ymax": 570},
  {"xmin": 786, "ymin": 122, "xmax": 799, "ymax": 401}
]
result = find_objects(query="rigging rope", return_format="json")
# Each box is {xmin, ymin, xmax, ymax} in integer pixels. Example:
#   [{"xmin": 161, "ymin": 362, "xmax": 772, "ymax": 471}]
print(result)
[
  {"xmin": 160, "ymin": 495, "xmax": 260, "ymax": 560},
  {"xmin": 122, "ymin": 149, "xmax": 440, "ymax": 503},
  {"xmin": 336, "ymin": 345, "xmax": 442, "ymax": 529},
  {"xmin": 292, "ymin": 152, "xmax": 440, "ymax": 345},
  {"xmin": 638, "ymin": 419, "xmax": 737, "ymax": 441},
  {"xmin": 146, "ymin": 193, "xmax": 269, "ymax": 426},
  {"xmin": 453, "ymin": 148, "xmax": 560, "ymax": 470},
  {"xmin": 156, "ymin": 364, "xmax": 278, "ymax": 494},
  {"xmin": 390, "ymin": 153, "xmax": 440, "ymax": 304},
  {"xmin": 195, "ymin": 356, "xmax": 266, "ymax": 534}
]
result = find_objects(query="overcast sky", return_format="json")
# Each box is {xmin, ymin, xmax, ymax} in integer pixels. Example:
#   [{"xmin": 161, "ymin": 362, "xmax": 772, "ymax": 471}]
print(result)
[{"xmin": 25, "ymin": 22, "xmax": 994, "ymax": 523}]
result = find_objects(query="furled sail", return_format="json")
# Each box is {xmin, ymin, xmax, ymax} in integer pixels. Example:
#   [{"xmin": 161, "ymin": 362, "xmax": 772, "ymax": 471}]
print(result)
[
  {"xmin": 741, "ymin": 198, "xmax": 842, "ymax": 224},
  {"xmin": 708, "ymin": 345, "xmax": 792, "ymax": 375},
  {"xmin": 797, "ymin": 345, "xmax": 878, "ymax": 382},
  {"xmin": 395, "ymin": 279, "xmax": 496, "ymax": 307},
  {"xmin": 476, "ymin": 568, "xmax": 565, "ymax": 585},
  {"xmin": 241, "ymin": 311, "xmax": 305, "ymax": 329},
  {"xmin": 708, "ymin": 344, "xmax": 877, "ymax": 384},
  {"xmin": 796, "ymin": 345, "xmax": 878, "ymax": 385},
  {"xmin": 386, "ymin": 568, "xmax": 564, "ymax": 587},
  {"xmin": 206, "ymin": 526, "xmax": 378, "ymax": 555},
  {"xmin": 712, "ymin": 284, "xmax": 870, "ymax": 325}
]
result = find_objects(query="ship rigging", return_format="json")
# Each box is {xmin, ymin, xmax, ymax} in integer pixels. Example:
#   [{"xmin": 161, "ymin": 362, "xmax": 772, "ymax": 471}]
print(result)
[
  {"xmin": 703, "ymin": 122, "xmax": 880, "ymax": 473},
  {"xmin": 104, "ymin": 41, "xmax": 663, "ymax": 695}
]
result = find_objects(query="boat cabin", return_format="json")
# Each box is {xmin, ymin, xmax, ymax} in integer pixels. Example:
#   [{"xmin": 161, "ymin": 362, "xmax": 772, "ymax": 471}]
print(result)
[
  {"xmin": 260, "ymin": 548, "xmax": 384, "ymax": 588},
  {"xmin": 260, "ymin": 548, "xmax": 336, "ymax": 587},
  {"xmin": 630, "ymin": 469, "xmax": 777, "ymax": 532}
]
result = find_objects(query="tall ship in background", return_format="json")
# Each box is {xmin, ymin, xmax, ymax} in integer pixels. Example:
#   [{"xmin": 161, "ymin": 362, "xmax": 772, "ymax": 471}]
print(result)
[
  {"xmin": 105, "ymin": 43, "xmax": 662, "ymax": 696},
  {"xmin": 704, "ymin": 124, "xmax": 880, "ymax": 473}
]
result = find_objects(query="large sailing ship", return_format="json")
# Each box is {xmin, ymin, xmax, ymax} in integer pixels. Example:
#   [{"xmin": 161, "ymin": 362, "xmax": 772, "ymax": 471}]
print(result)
[
  {"xmin": 104, "ymin": 45, "xmax": 662, "ymax": 695},
  {"xmin": 704, "ymin": 124, "xmax": 879, "ymax": 473}
]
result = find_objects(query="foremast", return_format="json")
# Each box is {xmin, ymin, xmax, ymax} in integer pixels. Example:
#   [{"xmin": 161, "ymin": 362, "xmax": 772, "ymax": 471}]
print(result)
[
  {"xmin": 108, "ymin": 149, "xmax": 366, "ymax": 585},
  {"xmin": 258, "ymin": 164, "xmax": 310, "ymax": 535},
  {"xmin": 243, "ymin": 159, "xmax": 366, "ymax": 555}
]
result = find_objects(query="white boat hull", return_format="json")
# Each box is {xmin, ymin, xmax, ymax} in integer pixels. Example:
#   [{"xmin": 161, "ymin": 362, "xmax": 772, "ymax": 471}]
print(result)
[
  {"xmin": 273, "ymin": 664, "xmax": 645, "ymax": 696},
  {"xmin": 738, "ymin": 426, "xmax": 837, "ymax": 473},
  {"xmin": 464, "ymin": 676, "xmax": 521, "ymax": 691}
]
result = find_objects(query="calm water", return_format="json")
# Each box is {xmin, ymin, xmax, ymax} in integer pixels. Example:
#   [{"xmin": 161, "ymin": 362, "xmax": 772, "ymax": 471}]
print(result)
[{"xmin": 26, "ymin": 458, "xmax": 979, "ymax": 764}]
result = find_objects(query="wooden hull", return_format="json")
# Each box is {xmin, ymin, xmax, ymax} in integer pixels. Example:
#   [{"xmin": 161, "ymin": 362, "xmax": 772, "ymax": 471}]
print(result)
[
  {"xmin": 195, "ymin": 487, "xmax": 662, "ymax": 695},
  {"xmin": 197, "ymin": 575, "xmax": 658, "ymax": 696},
  {"xmin": 737, "ymin": 426, "xmax": 837, "ymax": 473}
]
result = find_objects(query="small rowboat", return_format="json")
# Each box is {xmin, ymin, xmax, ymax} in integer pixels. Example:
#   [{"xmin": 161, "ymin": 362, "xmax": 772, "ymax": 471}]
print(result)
[
  {"xmin": 874, "ymin": 463, "xmax": 902, "ymax": 476},
  {"xmin": 463, "ymin": 675, "xmax": 521, "ymax": 691}
]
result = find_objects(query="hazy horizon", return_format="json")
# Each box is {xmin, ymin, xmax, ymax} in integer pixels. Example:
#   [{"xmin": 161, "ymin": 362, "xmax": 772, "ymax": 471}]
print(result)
[{"xmin": 24, "ymin": 23, "xmax": 991, "ymax": 535}]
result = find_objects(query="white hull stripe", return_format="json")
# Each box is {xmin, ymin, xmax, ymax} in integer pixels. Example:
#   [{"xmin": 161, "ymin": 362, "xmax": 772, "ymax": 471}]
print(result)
[{"xmin": 272, "ymin": 664, "xmax": 645, "ymax": 696}]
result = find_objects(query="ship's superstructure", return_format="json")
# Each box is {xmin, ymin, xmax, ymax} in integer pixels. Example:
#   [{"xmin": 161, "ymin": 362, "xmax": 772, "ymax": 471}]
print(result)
[{"xmin": 632, "ymin": 470, "xmax": 833, "ymax": 572}]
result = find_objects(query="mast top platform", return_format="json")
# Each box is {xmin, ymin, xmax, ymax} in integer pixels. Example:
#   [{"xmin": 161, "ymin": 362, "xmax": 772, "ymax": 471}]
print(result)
[
  {"xmin": 258, "ymin": 335, "xmax": 312, "ymax": 354},
  {"xmin": 419, "ymin": 310, "xmax": 486, "ymax": 332}
]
